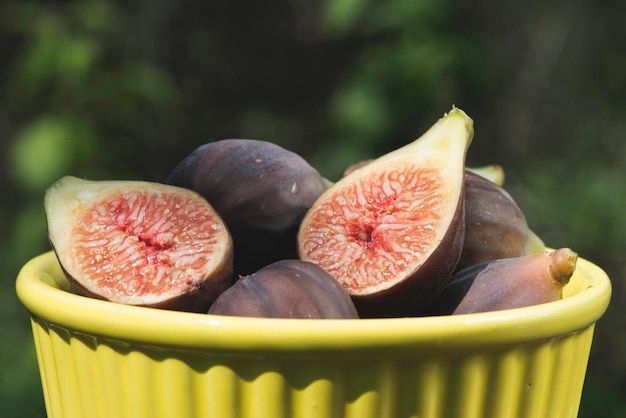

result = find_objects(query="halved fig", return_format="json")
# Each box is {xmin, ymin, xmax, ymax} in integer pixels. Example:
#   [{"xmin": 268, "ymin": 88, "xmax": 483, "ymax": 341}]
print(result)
[
  {"xmin": 208, "ymin": 259, "xmax": 359, "ymax": 319},
  {"xmin": 297, "ymin": 107, "xmax": 474, "ymax": 317},
  {"xmin": 44, "ymin": 176, "xmax": 234, "ymax": 312},
  {"xmin": 166, "ymin": 139, "xmax": 328, "ymax": 276}
]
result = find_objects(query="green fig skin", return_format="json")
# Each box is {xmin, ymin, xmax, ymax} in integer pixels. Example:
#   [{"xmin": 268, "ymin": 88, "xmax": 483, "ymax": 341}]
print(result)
[
  {"xmin": 208, "ymin": 259, "xmax": 360, "ymax": 319},
  {"xmin": 456, "ymin": 170, "xmax": 529, "ymax": 271},
  {"xmin": 423, "ymin": 248, "xmax": 578, "ymax": 315},
  {"xmin": 466, "ymin": 164, "xmax": 505, "ymax": 186}
]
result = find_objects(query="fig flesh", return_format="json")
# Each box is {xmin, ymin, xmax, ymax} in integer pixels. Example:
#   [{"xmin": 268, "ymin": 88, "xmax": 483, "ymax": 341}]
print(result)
[
  {"xmin": 44, "ymin": 176, "xmax": 234, "ymax": 312},
  {"xmin": 166, "ymin": 139, "xmax": 328, "ymax": 276},
  {"xmin": 456, "ymin": 170, "xmax": 530, "ymax": 270},
  {"xmin": 208, "ymin": 259, "xmax": 359, "ymax": 319},
  {"xmin": 298, "ymin": 107, "xmax": 474, "ymax": 317},
  {"xmin": 424, "ymin": 248, "xmax": 577, "ymax": 315},
  {"xmin": 344, "ymin": 161, "xmax": 504, "ymax": 186}
]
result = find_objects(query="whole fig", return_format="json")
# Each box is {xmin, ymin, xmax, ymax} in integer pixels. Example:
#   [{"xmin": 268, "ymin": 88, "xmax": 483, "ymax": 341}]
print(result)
[
  {"xmin": 424, "ymin": 248, "xmax": 577, "ymax": 315},
  {"xmin": 166, "ymin": 139, "xmax": 328, "ymax": 276},
  {"xmin": 208, "ymin": 259, "xmax": 359, "ymax": 319},
  {"xmin": 456, "ymin": 170, "xmax": 530, "ymax": 270}
]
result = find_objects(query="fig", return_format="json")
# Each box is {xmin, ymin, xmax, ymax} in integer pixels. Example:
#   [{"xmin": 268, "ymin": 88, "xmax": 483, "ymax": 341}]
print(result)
[
  {"xmin": 44, "ymin": 176, "xmax": 234, "ymax": 312},
  {"xmin": 298, "ymin": 107, "xmax": 474, "ymax": 317},
  {"xmin": 166, "ymin": 139, "xmax": 328, "ymax": 276},
  {"xmin": 525, "ymin": 228, "xmax": 546, "ymax": 254},
  {"xmin": 466, "ymin": 164, "xmax": 505, "ymax": 186},
  {"xmin": 456, "ymin": 170, "xmax": 530, "ymax": 270},
  {"xmin": 208, "ymin": 259, "xmax": 359, "ymax": 319},
  {"xmin": 342, "ymin": 159, "xmax": 503, "ymax": 187},
  {"xmin": 424, "ymin": 248, "xmax": 577, "ymax": 315}
]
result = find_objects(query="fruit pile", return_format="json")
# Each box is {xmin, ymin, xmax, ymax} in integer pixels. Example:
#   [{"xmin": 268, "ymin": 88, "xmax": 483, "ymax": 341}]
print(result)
[{"xmin": 43, "ymin": 107, "xmax": 578, "ymax": 319}]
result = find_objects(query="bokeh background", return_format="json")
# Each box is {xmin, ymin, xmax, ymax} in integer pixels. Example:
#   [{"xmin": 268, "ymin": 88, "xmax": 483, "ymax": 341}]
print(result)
[{"xmin": 2, "ymin": 1, "xmax": 625, "ymax": 416}]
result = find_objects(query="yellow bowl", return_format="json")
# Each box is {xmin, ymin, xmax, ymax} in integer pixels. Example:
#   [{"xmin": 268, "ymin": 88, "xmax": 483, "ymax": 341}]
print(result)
[{"xmin": 16, "ymin": 251, "xmax": 611, "ymax": 418}]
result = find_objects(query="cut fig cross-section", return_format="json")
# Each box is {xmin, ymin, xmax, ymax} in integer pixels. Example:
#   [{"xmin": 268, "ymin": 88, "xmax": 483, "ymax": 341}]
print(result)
[
  {"xmin": 297, "ymin": 107, "xmax": 474, "ymax": 317},
  {"xmin": 44, "ymin": 176, "xmax": 234, "ymax": 312}
]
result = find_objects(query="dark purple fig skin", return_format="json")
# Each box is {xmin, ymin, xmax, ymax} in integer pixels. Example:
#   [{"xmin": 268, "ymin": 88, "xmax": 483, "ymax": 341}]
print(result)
[
  {"xmin": 208, "ymin": 259, "xmax": 360, "ymax": 319},
  {"xmin": 422, "ymin": 248, "xmax": 577, "ymax": 315},
  {"xmin": 457, "ymin": 170, "xmax": 529, "ymax": 271},
  {"xmin": 166, "ymin": 139, "xmax": 328, "ymax": 276}
]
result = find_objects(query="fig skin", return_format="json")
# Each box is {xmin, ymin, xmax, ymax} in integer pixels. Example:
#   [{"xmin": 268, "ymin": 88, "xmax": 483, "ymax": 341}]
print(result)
[
  {"xmin": 44, "ymin": 176, "xmax": 234, "ymax": 313},
  {"xmin": 208, "ymin": 259, "xmax": 360, "ymax": 319},
  {"xmin": 423, "ymin": 248, "xmax": 578, "ymax": 315},
  {"xmin": 166, "ymin": 139, "xmax": 328, "ymax": 276},
  {"xmin": 61, "ymin": 256, "xmax": 233, "ymax": 312},
  {"xmin": 298, "ymin": 107, "xmax": 474, "ymax": 318},
  {"xmin": 456, "ymin": 170, "xmax": 530, "ymax": 271},
  {"xmin": 466, "ymin": 164, "xmax": 505, "ymax": 186}
]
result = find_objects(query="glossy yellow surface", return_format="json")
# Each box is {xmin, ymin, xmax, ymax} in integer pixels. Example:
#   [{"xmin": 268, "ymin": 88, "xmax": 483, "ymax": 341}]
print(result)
[{"xmin": 17, "ymin": 251, "xmax": 611, "ymax": 418}]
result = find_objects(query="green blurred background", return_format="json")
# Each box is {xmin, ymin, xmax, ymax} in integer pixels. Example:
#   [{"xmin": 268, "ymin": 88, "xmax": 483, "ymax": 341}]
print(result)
[{"xmin": 2, "ymin": 1, "xmax": 624, "ymax": 416}]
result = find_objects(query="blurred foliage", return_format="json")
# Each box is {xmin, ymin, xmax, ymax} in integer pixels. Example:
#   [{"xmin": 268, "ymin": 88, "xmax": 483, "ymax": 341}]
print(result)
[{"xmin": 1, "ymin": 1, "xmax": 625, "ymax": 417}]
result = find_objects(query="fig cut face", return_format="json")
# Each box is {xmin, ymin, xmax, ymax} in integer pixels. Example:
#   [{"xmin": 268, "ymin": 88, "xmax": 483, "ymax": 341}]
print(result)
[
  {"xmin": 301, "ymin": 166, "xmax": 447, "ymax": 294},
  {"xmin": 298, "ymin": 107, "xmax": 474, "ymax": 316},
  {"xmin": 44, "ymin": 176, "xmax": 233, "ymax": 311}
]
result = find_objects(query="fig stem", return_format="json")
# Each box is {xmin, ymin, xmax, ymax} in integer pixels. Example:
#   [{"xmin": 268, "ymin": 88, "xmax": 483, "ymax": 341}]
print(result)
[{"xmin": 547, "ymin": 248, "xmax": 578, "ymax": 287}]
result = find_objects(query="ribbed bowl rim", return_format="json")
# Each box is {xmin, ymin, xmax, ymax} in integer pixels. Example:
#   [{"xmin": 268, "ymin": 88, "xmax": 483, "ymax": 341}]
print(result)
[{"xmin": 16, "ymin": 251, "xmax": 611, "ymax": 354}]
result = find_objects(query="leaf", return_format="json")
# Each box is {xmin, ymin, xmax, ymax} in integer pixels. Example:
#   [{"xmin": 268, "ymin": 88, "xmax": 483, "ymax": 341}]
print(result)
[{"xmin": 9, "ymin": 115, "xmax": 98, "ymax": 193}]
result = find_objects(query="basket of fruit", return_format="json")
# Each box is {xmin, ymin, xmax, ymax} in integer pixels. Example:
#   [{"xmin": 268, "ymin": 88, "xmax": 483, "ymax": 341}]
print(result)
[{"xmin": 16, "ymin": 107, "xmax": 611, "ymax": 418}]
